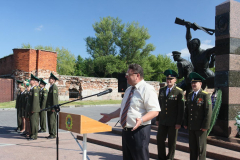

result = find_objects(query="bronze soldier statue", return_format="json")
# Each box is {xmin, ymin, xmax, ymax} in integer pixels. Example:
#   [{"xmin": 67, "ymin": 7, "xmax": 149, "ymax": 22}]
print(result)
[
  {"xmin": 185, "ymin": 23, "xmax": 215, "ymax": 89},
  {"xmin": 172, "ymin": 51, "xmax": 194, "ymax": 96}
]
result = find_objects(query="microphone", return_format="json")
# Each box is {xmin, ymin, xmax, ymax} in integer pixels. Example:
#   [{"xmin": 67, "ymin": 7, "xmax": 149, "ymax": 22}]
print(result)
[{"xmin": 97, "ymin": 88, "xmax": 113, "ymax": 97}]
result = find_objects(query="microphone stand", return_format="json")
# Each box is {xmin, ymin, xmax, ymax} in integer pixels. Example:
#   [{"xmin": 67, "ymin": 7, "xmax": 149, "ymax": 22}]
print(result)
[{"xmin": 40, "ymin": 89, "xmax": 112, "ymax": 160}]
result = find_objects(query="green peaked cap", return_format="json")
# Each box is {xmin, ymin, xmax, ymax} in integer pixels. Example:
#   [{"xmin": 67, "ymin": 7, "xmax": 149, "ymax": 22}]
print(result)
[
  {"xmin": 25, "ymin": 79, "xmax": 30, "ymax": 83},
  {"xmin": 189, "ymin": 72, "xmax": 205, "ymax": 82},
  {"xmin": 164, "ymin": 69, "xmax": 178, "ymax": 78},
  {"xmin": 26, "ymin": 83, "xmax": 30, "ymax": 87},
  {"xmin": 16, "ymin": 80, "xmax": 23, "ymax": 83},
  {"xmin": 50, "ymin": 72, "xmax": 58, "ymax": 80},
  {"xmin": 31, "ymin": 74, "xmax": 40, "ymax": 82},
  {"xmin": 39, "ymin": 78, "xmax": 47, "ymax": 85}
]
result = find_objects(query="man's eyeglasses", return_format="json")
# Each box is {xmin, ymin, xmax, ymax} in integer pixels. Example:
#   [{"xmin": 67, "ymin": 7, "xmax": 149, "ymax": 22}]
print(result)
[{"xmin": 125, "ymin": 73, "xmax": 138, "ymax": 76}]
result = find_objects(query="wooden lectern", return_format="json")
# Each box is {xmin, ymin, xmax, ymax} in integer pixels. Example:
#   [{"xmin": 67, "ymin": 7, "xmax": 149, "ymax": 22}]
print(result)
[{"xmin": 59, "ymin": 112, "xmax": 112, "ymax": 160}]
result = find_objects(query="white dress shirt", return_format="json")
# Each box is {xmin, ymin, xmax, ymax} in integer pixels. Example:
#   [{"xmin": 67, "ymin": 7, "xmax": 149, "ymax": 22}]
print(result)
[{"xmin": 119, "ymin": 80, "xmax": 161, "ymax": 128}]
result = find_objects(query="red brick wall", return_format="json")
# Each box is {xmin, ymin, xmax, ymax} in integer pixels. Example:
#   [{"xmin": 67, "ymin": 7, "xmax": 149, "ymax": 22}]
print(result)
[
  {"xmin": 13, "ymin": 49, "xmax": 30, "ymax": 72},
  {"xmin": 37, "ymin": 50, "xmax": 57, "ymax": 72},
  {"xmin": 0, "ymin": 55, "xmax": 15, "ymax": 75},
  {"xmin": 0, "ymin": 78, "xmax": 13, "ymax": 102}
]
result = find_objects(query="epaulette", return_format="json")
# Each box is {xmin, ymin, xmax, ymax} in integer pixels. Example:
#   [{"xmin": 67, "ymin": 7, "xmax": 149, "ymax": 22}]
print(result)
[
  {"xmin": 202, "ymin": 91, "xmax": 208, "ymax": 94},
  {"xmin": 176, "ymin": 86, "xmax": 183, "ymax": 91},
  {"xmin": 189, "ymin": 91, "xmax": 193, "ymax": 94},
  {"xmin": 44, "ymin": 88, "xmax": 46, "ymax": 90},
  {"xmin": 34, "ymin": 87, "xmax": 37, "ymax": 89}
]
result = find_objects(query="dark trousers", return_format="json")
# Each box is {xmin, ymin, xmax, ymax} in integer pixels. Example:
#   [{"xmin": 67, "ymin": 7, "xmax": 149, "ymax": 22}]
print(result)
[
  {"xmin": 17, "ymin": 108, "xmax": 22, "ymax": 130},
  {"xmin": 157, "ymin": 124, "xmax": 178, "ymax": 160},
  {"xmin": 122, "ymin": 125, "xmax": 151, "ymax": 160},
  {"xmin": 39, "ymin": 111, "xmax": 46, "ymax": 131},
  {"xmin": 47, "ymin": 111, "xmax": 56, "ymax": 137},
  {"xmin": 189, "ymin": 130, "xmax": 207, "ymax": 160},
  {"xmin": 30, "ymin": 112, "xmax": 39, "ymax": 139}
]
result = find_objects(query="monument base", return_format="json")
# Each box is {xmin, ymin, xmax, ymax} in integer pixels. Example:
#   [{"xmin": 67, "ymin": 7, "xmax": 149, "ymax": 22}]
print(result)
[{"xmin": 212, "ymin": 119, "xmax": 237, "ymax": 138}]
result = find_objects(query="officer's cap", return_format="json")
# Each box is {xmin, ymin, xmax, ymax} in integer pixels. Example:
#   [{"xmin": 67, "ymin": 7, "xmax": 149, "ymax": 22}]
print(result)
[
  {"xmin": 30, "ymin": 74, "xmax": 40, "ymax": 82},
  {"xmin": 50, "ymin": 72, "xmax": 58, "ymax": 80},
  {"xmin": 172, "ymin": 51, "xmax": 181, "ymax": 56},
  {"xmin": 189, "ymin": 72, "xmax": 205, "ymax": 82},
  {"xmin": 39, "ymin": 78, "xmax": 47, "ymax": 85},
  {"xmin": 16, "ymin": 80, "xmax": 23, "ymax": 83},
  {"xmin": 164, "ymin": 69, "xmax": 178, "ymax": 79},
  {"xmin": 25, "ymin": 83, "xmax": 30, "ymax": 87}
]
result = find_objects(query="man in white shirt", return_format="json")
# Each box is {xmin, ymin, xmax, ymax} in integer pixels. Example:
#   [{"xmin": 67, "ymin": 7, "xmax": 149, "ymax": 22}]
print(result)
[{"xmin": 99, "ymin": 64, "xmax": 161, "ymax": 160}]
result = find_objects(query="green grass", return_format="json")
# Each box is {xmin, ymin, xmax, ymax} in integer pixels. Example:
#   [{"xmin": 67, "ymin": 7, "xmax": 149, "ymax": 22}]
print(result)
[
  {"xmin": 0, "ymin": 101, "xmax": 16, "ymax": 108},
  {"xmin": 0, "ymin": 100, "xmax": 122, "ymax": 109}
]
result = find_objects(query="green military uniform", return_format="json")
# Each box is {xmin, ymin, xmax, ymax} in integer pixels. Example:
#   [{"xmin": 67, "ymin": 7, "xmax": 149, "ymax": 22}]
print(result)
[
  {"xmin": 39, "ymin": 79, "xmax": 48, "ymax": 132},
  {"xmin": 184, "ymin": 72, "xmax": 212, "ymax": 160},
  {"xmin": 156, "ymin": 69, "xmax": 185, "ymax": 160},
  {"xmin": 47, "ymin": 73, "xmax": 59, "ymax": 138},
  {"xmin": 29, "ymin": 75, "xmax": 40, "ymax": 140}
]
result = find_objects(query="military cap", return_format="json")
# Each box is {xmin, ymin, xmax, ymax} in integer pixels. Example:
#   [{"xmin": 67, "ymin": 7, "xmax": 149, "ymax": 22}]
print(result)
[
  {"xmin": 25, "ymin": 79, "xmax": 30, "ymax": 83},
  {"xmin": 25, "ymin": 83, "xmax": 30, "ymax": 87},
  {"xmin": 50, "ymin": 72, "xmax": 58, "ymax": 80},
  {"xmin": 189, "ymin": 72, "xmax": 205, "ymax": 82},
  {"xmin": 30, "ymin": 74, "xmax": 40, "ymax": 82},
  {"xmin": 164, "ymin": 69, "xmax": 178, "ymax": 79},
  {"xmin": 172, "ymin": 51, "xmax": 181, "ymax": 56},
  {"xmin": 16, "ymin": 80, "xmax": 23, "ymax": 83},
  {"xmin": 39, "ymin": 78, "xmax": 47, "ymax": 85}
]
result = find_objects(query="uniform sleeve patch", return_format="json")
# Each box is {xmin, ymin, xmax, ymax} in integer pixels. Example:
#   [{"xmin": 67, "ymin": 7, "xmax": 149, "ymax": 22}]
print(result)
[
  {"xmin": 54, "ymin": 90, "xmax": 57, "ymax": 93},
  {"xmin": 44, "ymin": 93, "xmax": 47, "ymax": 96},
  {"xmin": 182, "ymin": 98, "xmax": 185, "ymax": 101},
  {"xmin": 34, "ymin": 93, "xmax": 38, "ymax": 96}
]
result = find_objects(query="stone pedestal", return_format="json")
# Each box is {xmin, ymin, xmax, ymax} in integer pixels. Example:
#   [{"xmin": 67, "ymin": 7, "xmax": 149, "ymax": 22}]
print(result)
[{"xmin": 213, "ymin": 0, "xmax": 240, "ymax": 137}]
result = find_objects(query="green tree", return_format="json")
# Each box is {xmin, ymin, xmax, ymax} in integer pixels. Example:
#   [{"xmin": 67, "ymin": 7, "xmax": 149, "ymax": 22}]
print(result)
[
  {"xmin": 149, "ymin": 54, "xmax": 178, "ymax": 82},
  {"xmin": 116, "ymin": 22, "xmax": 155, "ymax": 65},
  {"xmin": 75, "ymin": 55, "xmax": 86, "ymax": 76},
  {"xmin": 85, "ymin": 16, "xmax": 124, "ymax": 59},
  {"xmin": 56, "ymin": 47, "xmax": 76, "ymax": 75}
]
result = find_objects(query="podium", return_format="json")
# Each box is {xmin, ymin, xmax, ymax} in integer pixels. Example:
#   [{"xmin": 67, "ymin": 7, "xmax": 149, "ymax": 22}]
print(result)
[{"xmin": 59, "ymin": 112, "xmax": 112, "ymax": 160}]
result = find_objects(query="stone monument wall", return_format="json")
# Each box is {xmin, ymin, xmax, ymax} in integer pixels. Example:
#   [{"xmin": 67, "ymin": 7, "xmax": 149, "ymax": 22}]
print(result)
[{"xmin": 214, "ymin": 0, "xmax": 240, "ymax": 137}]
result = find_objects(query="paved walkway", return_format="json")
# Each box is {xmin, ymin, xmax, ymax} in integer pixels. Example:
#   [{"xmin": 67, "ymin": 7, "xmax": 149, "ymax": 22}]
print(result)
[{"xmin": 0, "ymin": 105, "xmax": 122, "ymax": 160}]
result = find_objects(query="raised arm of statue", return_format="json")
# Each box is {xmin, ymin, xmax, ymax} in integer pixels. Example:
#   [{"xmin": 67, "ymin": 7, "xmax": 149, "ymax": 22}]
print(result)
[
  {"xmin": 186, "ymin": 23, "xmax": 192, "ymax": 43},
  {"xmin": 206, "ymin": 47, "xmax": 215, "ymax": 58}
]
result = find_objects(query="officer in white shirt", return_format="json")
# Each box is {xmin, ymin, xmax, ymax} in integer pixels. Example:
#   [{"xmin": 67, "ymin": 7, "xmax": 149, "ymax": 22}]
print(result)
[{"xmin": 99, "ymin": 64, "xmax": 161, "ymax": 160}]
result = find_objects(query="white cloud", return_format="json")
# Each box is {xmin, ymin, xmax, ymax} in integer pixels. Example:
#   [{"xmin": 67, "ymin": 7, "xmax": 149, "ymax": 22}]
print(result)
[{"xmin": 35, "ymin": 25, "xmax": 43, "ymax": 31}]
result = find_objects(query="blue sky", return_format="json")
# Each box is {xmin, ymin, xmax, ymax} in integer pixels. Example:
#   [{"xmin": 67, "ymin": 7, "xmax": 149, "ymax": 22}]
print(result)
[{"xmin": 0, "ymin": 0, "xmax": 238, "ymax": 61}]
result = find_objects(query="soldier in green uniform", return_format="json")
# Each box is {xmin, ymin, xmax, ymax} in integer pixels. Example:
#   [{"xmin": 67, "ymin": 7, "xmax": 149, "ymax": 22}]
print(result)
[
  {"xmin": 24, "ymin": 82, "xmax": 31, "ymax": 137},
  {"xmin": 16, "ymin": 80, "xmax": 23, "ymax": 132},
  {"xmin": 28, "ymin": 74, "xmax": 40, "ymax": 140},
  {"xmin": 46, "ymin": 72, "xmax": 59, "ymax": 139},
  {"xmin": 184, "ymin": 72, "xmax": 212, "ymax": 160},
  {"xmin": 156, "ymin": 69, "xmax": 185, "ymax": 160},
  {"xmin": 38, "ymin": 78, "xmax": 48, "ymax": 133}
]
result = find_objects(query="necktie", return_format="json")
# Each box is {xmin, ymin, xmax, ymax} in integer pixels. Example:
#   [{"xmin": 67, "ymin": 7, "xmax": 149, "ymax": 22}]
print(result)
[
  {"xmin": 167, "ymin": 88, "xmax": 170, "ymax": 96},
  {"xmin": 120, "ymin": 86, "xmax": 135, "ymax": 128},
  {"xmin": 192, "ymin": 93, "xmax": 196, "ymax": 101}
]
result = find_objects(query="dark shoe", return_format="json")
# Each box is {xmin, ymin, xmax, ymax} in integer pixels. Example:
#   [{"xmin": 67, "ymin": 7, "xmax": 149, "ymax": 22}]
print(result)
[
  {"xmin": 47, "ymin": 136, "xmax": 55, "ymax": 139},
  {"xmin": 38, "ymin": 130, "xmax": 44, "ymax": 133},
  {"xmin": 28, "ymin": 138, "xmax": 36, "ymax": 141}
]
